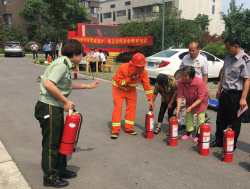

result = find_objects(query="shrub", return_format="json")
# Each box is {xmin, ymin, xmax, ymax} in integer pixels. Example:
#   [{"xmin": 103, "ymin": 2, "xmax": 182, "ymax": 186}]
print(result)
[
  {"xmin": 116, "ymin": 51, "xmax": 138, "ymax": 63},
  {"xmin": 0, "ymin": 48, "xmax": 4, "ymax": 53},
  {"xmin": 202, "ymin": 41, "xmax": 227, "ymax": 60}
]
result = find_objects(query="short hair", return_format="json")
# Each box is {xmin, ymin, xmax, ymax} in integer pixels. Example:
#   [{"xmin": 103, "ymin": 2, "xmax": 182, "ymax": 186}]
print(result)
[
  {"xmin": 182, "ymin": 66, "xmax": 195, "ymax": 79},
  {"xmin": 94, "ymin": 48, "xmax": 97, "ymax": 51},
  {"xmin": 99, "ymin": 49, "xmax": 102, "ymax": 52},
  {"xmin": 224, "ymin": 35, "xmax": 242, "ymax": 48},
  {"xmin": 61, "ymin": 39, "xmax": 84, "ymax": 58},
  {"xmin": 156, "ymin": 74, "xmax": 168, "ymax": 85},
  {"xmin": 189, "ymin": 41, "xmax": 200, "ymax": 49},
  {"xmin": 90, "ymin": 49, "xmax": 94, "ymax": 51}
]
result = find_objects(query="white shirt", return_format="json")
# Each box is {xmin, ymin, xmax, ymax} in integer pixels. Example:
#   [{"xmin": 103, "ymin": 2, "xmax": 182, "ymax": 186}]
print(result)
[
  {"xmin": 179, "ymin": 53, "xmax": 209, "ymax": 79},
  {"xmin": 31, "ymin": 44, "xmax": 38, "ymax": 50},
  {"xmin": 100, "ymin": 53, "xmax": 106, "ymax": 62}
]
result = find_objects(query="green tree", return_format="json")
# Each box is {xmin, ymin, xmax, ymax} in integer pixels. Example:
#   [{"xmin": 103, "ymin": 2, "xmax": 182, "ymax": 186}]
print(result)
[
  {"xmin": 18, "ymin": 0, "xmax": 88, "ymax": 41},
  {"xmin": 222, "ymin": 0, "xmax": 250, "ymax": 51},
  {"xmin": 42, "ymin": 0, "xmax": 88, "ymax": 40},
  {"xmin": 0, "ymin": 24, "xmax": 28, "ymax": 47},
  {"xmin": 18, "ymin": 0, "xmax": 44, "ymax": 41},
  {"xmin": 194, "ymin": 14, "xmax": 210, "ymax": 32}
]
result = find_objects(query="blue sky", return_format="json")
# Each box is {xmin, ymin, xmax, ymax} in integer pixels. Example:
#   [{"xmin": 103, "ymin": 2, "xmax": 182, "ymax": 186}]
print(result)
[{"xmin": 221, "ymin": 0, "xmax": 250, "ymax": 14}]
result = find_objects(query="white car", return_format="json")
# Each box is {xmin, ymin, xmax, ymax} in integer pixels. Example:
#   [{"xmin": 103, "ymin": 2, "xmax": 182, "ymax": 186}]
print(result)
[{"xmin": 145, "ymin": 49, "xmax": 224, "ymax": 81}]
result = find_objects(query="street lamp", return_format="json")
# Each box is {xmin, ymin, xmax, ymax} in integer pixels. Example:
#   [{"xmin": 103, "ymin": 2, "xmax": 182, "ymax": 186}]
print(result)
[{"xmin": 154, "ymin": 1, "xmax": 165, "ymax": 51}]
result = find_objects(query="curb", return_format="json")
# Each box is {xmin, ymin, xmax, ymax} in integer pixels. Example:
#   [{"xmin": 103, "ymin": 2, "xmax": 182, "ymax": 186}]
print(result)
[{"xmin": 0, "ymin": 141, "xmax": 31, "ymax": 189}]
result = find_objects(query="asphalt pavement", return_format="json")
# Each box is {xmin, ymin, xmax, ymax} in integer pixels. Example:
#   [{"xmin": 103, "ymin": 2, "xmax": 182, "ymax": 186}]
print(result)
[{"xmin": 0, "ymin": 57, "xmax": 250, "ymax": 189}]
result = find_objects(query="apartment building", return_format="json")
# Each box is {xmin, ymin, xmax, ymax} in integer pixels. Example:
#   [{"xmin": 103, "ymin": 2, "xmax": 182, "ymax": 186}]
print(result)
[
  {"xmin": 0, "ymin": 0, "xmax": 27, "ymax": 33},
  {"xmin": 98, "ymin": 0, "xmax": 225, "ymax": 35},
  {"xmin": 79, "ymin": 0, "xmax": 100, "ymax": 24}
]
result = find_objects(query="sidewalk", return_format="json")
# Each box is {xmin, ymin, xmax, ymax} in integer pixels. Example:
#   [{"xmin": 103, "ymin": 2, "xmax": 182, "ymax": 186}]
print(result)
[{"xmin": 0, "ymin": 141, "xmax": 31, "ymax": 189}]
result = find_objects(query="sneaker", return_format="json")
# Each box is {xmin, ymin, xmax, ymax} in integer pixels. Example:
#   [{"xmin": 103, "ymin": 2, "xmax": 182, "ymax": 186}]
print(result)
[
  {"xmin": 111, "ymin": 133, "xmax": 118, "ymax": 139},
  {"xmin": 125, "ymin": 130, "xmax": 137, "ymax": 135},
  {"xmin": 193, "ymin": 137, "xmax": 199, "ymax": 143},
  {"xmin": 181, "ymin": 134, "xmax": 192, "ymax": 140}
]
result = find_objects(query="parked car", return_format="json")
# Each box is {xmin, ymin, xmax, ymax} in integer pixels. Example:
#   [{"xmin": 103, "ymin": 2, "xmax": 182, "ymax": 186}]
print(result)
[
  {"xmin": 145, "ymin": 49, "xmax": 224, "ymax": 81},
  {"xmin": 4, "ymin": 42, "xmax": 25, "ymax": 57}
]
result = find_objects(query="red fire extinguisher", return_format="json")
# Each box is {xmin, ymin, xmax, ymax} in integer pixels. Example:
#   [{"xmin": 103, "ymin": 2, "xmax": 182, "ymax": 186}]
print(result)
[
  {"xmin": 74, "ymin": 69, "xmax": 77, "ymax": 79},
  {"xmin": 145, "ymin": 109, "xmax": 154, "ymax": 139},
  {"xmin": 59, "ymin": 107, "xmax": 83, "ymax": 155},
  {"xmin": 197, "ymin": 118, "xmax": 211, "ymax": 156},
  {"xmin": 168, "ymin": 116, "xmax": 178, "ymax": 146},
  {"xmin": 222, "ymin": 124, "xmax": 235, "ymax": 162}
]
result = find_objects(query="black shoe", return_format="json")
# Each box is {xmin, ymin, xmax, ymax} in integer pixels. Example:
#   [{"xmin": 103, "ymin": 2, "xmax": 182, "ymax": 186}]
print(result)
[
  {"xmin": 59, "ymin": 170, "xmax": 77, "ymax": 179},
  {"xmin": 125, "ymin": 130, "xmax": 137, "ymax": 135},
  {"xmin": 111, "ymin": 133, "xmax": 119, "ymax": 139},
  {"xmin": 178, "ymin": 124, "xmax": 186, "ymax": 131},
  {"xmin": 210, "ymin": 141, "xmax": 222, "ymax": 148},
  {"xmin": 205, "ymin": 113, "xmax": 208, "ymax": 118},
  {"xmin": 44, "ymin": 178, "xmax": 69, "ymax": 188}
]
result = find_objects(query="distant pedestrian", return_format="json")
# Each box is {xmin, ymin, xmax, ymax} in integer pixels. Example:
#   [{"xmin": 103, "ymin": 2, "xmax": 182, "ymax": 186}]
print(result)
[
  {"xmin": 51, "ymin": 42, "xmax": 56, "ymax": 60},
  {"xmin": 43, "ymin": 42, "xmax": 50, "ymax": 59},
  {"xmin": 31, "ymin": 41, "xmax": 39, "ymax": 59},
  {"xmin": 56, "ymin": 42, "xmax": 59, "ymax": 58}
]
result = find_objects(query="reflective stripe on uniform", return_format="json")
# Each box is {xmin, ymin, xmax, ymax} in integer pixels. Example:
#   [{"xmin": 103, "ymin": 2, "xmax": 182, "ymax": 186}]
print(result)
[
  {"xmin": 112, "ymin": 122, "xmax": 121, "ymax": 127},
  {"xmin": 125, "ymin": 120, "xmax": 134, "ymax": 125},
  {"xmin": 128, "ymin": 83, "xmax": 137, "ymax": 87},
  {"xmin": 122, "ymin": 79, "xmax": 126, "ymax": 85},
  {"xmin": 112, "ymin": 80, "xmax": 128, "ymax": 91},
  {"xmin": 145, "ymin": 90, "xmax": 153, "ymax": 94}
]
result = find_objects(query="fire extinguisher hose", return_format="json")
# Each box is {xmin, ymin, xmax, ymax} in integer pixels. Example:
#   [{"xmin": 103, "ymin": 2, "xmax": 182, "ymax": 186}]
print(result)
[{"xmin": 72, "ymin": 107, "xmax": 83, "ymax": 152}]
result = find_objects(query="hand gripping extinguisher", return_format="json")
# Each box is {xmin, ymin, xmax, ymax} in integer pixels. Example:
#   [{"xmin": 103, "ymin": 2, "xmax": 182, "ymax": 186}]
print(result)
[
  {"xmin": 59, "ymin": 107, "xmax": 83, "ymax": 155},
  {"xmin": 145, "ymin": 109, "xmax": 154, "ymax": 139},
  {"xmin": 222, "ymin": 124, "xmax": 235, "ymax": 162},
  {"xmin": 168, "ymin": 116, "xmax": 178, "ymax": 146},
  {"xmin": 74, "ymin": 69, "xmax": 77, "ymax": 79},
  {"xmin": 197, "ymin": 118, "xmax": 211, "ymax": 156}
]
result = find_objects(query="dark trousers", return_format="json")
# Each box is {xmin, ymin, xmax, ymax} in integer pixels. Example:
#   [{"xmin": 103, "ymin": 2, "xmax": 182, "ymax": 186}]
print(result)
[
  {"xmin": 56, "ymin": 50, "xmax": 59, "ymax": 58},
  {"xmin": 33, "ymin": 50, "xmax": 38, "ymax": 59},
  {"xmin": 98, "ymin": 61, "xmax": 106, "ymax": 71},
  {"xmin": 215, "ymin": 91, "xmax": 243, "ymax": 147},
  {"xmin": 45, "ymin": 51, "xmax": 50, "ymax": 59},
  {"xmin": 35, "ymin": 101, "xmax": 67, "ymax": 183},
  {"xmin": 158, "ymin": 101, "xmax": 177, "ymax": 123}
]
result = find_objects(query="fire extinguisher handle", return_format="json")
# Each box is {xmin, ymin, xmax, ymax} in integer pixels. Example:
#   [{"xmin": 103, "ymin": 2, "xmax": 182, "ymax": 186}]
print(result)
[{"xmin": 72, "ymin": 106, "xmax": 76, "ymax": 113}]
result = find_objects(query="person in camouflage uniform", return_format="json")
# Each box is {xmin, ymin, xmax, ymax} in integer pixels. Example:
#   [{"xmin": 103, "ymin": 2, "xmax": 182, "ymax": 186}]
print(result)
[{"xmin": 153, "ymin": 74, "xmax": 178, "ymax": 135}]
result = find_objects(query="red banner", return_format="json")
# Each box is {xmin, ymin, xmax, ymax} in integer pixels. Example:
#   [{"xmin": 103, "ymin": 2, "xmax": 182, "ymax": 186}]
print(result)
[{"xmin": 71, "ymin": 36, "xmax": 153, "ymax": 46}]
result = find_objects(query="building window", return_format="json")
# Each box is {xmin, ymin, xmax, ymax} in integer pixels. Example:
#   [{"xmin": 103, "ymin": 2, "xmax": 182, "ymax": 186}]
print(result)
[
  {"xmin": 111, "ymin": 4, "xmax": 115, "ymax": 8},
  {"xmin": 117, "ymin": 10, "xmax": 126, "ymax": 17},
  {"xmin": 212, "ymin": 5, "xmax": 215, "ymax": 14},
  {"xmin": 2, "ymin": 0, "xmax": 10, "ymax": 4},
  {"xmin": 104, "ymin": 12, "xmax": 111, "ymax": 19},
  {"xmin": 125, "ymin": 1, "xmax": 130, "ymax": 6},
  {"xmin": 3, "ymin": 14, "xmax": 12, "ymax": 25},
  {"xmin": 128, "ymin": 9, "xmax": 131, "ymax": 20},
  {"xmin": 100, "ymin": 14, "xmax": 102, "ymax": 23},
  {"xmin": 113, "ymin": 12, "xmax": 116, "ymax": 21}
]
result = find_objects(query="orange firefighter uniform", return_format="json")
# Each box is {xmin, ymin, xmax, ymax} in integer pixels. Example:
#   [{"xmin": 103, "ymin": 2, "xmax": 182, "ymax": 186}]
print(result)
[{"xmin": 111, "ymin": 53, "xmax": 153, "ymax": 137}]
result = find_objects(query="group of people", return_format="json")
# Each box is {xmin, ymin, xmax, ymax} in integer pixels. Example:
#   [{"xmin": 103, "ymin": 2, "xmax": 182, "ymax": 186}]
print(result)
[
  {"xmin": 34, "ymin": 35, "xmax": 250, "ymax": 188},
  {"xmin": 42, "ymin": 41, "xmax": 62, "ymax": 60},
  {"xmin": 85, "ymin": 48, "xmax": 106, "ymax": 72}
]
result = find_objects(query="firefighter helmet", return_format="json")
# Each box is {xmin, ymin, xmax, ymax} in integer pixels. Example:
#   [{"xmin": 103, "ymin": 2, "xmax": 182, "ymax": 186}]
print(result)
[{"xmin": 129, "ymin": 53, "xmax": 146, "ymax": 67}]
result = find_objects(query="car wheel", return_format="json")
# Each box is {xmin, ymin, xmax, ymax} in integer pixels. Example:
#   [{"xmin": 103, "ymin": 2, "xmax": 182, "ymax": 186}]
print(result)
[
  {"xmin": 4, "ymin": 53, "xmax": 7, "ymax": 57},
  {"xmin": 174, "ymin": 70, "xmax": 180, "ymax": 81}
]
